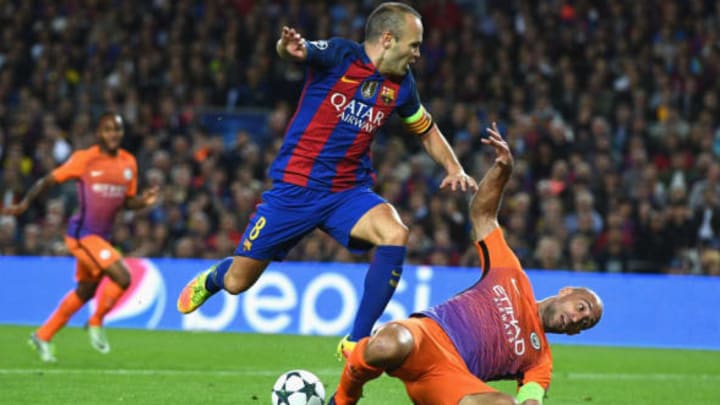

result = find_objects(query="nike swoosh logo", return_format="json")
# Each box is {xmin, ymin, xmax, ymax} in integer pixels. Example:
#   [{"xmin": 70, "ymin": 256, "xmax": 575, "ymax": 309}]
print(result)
[
  {"xmin": 340, "ymin": 75, "xmax": 361, "ymax": 84},
  {"xmin": 90, "ymin": 171, "xmax": 103, "ymax": 177}
]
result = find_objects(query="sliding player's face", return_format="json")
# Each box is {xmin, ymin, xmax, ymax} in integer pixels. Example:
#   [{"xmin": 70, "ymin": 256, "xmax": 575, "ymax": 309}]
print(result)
[
  {"xmin": 98, "ymin": 115, "xmax": 124, "ymax": 152},
  {"xmin": 544, "ymin": 287, "xmax": 602, "ymax": 335},
  {"xmin": 384, "ymin": 14, "xmax": 422, "ymax": 76}
]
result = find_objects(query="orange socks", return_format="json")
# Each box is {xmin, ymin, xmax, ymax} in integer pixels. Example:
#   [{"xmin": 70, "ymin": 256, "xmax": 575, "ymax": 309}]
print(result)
[
  {"xmin": 36, "ymin": 291, "xmax": 85, "ymax": 341},
  {"xmin": 335, "ymin": 338, "xmax": 384, "ymax": 404},
  {"xmin": 89, "ymin": 281, "xmax": 126, "ymax": 327}
]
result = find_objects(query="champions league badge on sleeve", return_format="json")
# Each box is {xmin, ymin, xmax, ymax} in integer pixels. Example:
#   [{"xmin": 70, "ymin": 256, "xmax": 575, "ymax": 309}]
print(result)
[{"xmin": 308, "ymin": 40, "xmax": 328, "ymax": 50}]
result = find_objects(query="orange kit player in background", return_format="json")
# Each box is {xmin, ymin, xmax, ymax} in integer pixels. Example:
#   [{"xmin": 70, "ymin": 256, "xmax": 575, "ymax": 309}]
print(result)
[
  {"xmin": 2, "ymin": 113, "xmax": 159, "ymax": 362},
  {"xmin": 329, "ymin": 124, "xmax": 603, "ymax": 405}
]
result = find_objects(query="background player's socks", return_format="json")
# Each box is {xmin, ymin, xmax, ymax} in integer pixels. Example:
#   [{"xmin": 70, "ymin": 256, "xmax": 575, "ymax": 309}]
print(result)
[
  {"xmin": 349, "ymin": 245, "xmax": 405, "ymax": 341},
  {"xmin": 37, "ymin": 290, "xmax": 85, "ymax": 341},
  {"xmin": 204, "ymin": 257, "xmax": 233, "ymax": 293},
  {"xmin": 337, "ymin": 339, "xmax": 383, "ymax": 402},
  {"xmin": 89, "ymin": 280, "xmax": 125, "ymax": 327}
]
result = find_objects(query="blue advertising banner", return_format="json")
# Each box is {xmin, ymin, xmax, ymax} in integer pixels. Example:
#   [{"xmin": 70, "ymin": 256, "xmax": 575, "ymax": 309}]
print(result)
[{"xmin": 1, "ymin": 256, "xmax": 718, "ymax": 350}]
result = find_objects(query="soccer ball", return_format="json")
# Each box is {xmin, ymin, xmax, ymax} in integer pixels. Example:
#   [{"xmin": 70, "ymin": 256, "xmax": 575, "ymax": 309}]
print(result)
[{"xmin": 271, "ymin": 369, "xmax": 326, "ymax": 405}]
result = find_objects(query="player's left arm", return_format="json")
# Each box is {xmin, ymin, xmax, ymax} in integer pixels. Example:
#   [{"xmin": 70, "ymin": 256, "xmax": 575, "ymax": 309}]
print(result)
[
  {"xmin": 398, "ymin": 81, "xmax": 476, "ymax": 192},
  {"xmin": 123, "ymin": 157, "xmax": 159, "ymax": 210},
  {"xmin": 419, "ymin": 124, "xmax": 477, "ymax": 192},
  {"xmin": 124, "ymin": 186, "xmax": 159, "ymax": 210},
  {"xmin": 517, "ymin": 349, "xmax": 552, "ymax": 405}
]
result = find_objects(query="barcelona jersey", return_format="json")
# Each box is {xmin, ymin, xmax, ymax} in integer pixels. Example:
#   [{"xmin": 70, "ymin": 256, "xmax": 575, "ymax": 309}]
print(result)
[
  {"xmin": 51, "ymin": 145, "xmax": 138, "ymax": 239},
  {"xmin": 270, "ymin": 38, "xmax": 432, "ymax": 192},
  {"xmin": 419, "ymin": 228, "xmax": 553, "ymax": 390}
]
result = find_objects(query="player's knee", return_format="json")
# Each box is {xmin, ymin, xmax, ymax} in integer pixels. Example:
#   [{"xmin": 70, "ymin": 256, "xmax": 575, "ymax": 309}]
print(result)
[
  {"xmin": 106, "ymin": 262, "xmax": 131, "ymax": 289},
  {"xmin": 459, "ymin": 392, "xmax": 517, "ymax": 405},
  {"xmin": 378, "ymin": 223, "xmax": 409, "ymax": 246},
  {"xmin": 364, "ymin": 323, "xmax": 413, "ymax": 369},
  {"xmin": 224, "ymin": 258, "xmax": 267, "ymax": 294},
  {"xmin": 223, "ymin": 276, "xmax": 251, "ymax": 294},
  {"xmin": 75, "ymin": 282, "xmax": 98, "ymax": 301}
]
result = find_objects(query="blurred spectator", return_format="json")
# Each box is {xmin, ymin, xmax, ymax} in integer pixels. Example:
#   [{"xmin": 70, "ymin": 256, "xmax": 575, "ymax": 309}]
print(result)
[{"xmin": 2, "ymin": 0, "xmax": 720, "ymax": 276}]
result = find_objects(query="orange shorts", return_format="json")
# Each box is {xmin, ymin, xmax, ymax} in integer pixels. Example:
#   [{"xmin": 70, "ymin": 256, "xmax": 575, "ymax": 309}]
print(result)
[
  {"xmin": 64, "ymin": 235, "xmax": 123, "ymax": 282},
  {"xmin": 387, "ymin": 317, "xmax": 495, "ymax": 405}
]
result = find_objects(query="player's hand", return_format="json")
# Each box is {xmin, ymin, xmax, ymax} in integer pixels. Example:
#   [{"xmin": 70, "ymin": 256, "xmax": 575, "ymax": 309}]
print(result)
[
  {"xmin": 439, "ymin": 172, "xmax": 478, "ymax": 192},
  {"xmin": 481, "ymin": 122, "xmax": 513, "ymax": 167},
  {"xmin": 140, "ymin": 186, "xmax": 160, "ymax": 208},
  {"xmin": 277, "ymin": 26, "xmax": 307, "ymax": 60},
  {"xmin": 1, "ymin": 200, "xmax": 29, "ymax": 216}
]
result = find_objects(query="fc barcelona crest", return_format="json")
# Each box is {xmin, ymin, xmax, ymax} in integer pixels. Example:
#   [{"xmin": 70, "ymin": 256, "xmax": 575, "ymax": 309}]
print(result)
[
  {"xmin": 381, "ymin": 86, "xmax": 396, "ymax": 105},
  {"xmin": 361, "ymin": 81, "xmax": 379, "ymax": 99}
]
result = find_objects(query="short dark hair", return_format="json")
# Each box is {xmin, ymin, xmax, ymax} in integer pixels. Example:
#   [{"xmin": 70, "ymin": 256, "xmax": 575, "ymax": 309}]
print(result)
[
  {"xmin": 98, "ymin": 112, "xmax": 121, "ymax": 123},
  {"xmin": 365, "ymin": 2, "xmax": 421, "ymax": 41},
  {"xmin": 96, "ymin": 112, "xmax": 122, "ymax": 130}
]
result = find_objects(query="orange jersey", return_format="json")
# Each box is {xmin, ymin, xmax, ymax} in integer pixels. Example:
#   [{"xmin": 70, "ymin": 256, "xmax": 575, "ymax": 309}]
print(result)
[
  {"xmin": 418, "ymin": 227, "xmax": 552, "ymax": 389},
  {"xmin": 52, "ymin": 145, "xmax": 137, "ymax": 239}
]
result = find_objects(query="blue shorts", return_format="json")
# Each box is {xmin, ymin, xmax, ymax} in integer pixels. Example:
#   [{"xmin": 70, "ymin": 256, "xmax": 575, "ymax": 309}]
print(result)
[{"xmin": 234, "ymin": 182, "xmax": 386, "ymax": 260}]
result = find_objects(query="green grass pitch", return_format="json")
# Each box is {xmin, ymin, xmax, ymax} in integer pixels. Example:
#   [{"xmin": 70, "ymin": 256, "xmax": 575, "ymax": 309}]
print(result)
[{"xmin": 1, "ymin": 325, "xmax": 718, "ymax": 404}]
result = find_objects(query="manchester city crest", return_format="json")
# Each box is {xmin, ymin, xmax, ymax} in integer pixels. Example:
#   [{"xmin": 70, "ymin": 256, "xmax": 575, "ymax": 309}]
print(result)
[{"xmin": 530, "ymin": 332, "xmax": 541, "ymax": 350}]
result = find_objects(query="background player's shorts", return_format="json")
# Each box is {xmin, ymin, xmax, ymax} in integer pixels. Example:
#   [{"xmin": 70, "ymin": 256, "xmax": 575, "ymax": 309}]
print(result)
[
  {"xmin": 64, "ymin": 235, "xmax": 123, "ymax": 282},
  {"xmin": 234, "ymin": 182, "xmax": 385, "ymax": 260},
  {"xmin": 387, "ymin": 317, "xmax": 496, "ymax": 405}
]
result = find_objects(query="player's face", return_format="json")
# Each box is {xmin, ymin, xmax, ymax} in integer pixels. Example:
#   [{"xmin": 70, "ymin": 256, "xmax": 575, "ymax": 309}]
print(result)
[
  {"xmin": 544, "ymin": 288, "xmax": 602, "ymax": 335},
  {"xmin": 383, "ymin": 14, "xmax": 422, "ymax": 76},
  {"xmin": 98, "ymin": 115, "xmax": 124, "ymax": 152}
]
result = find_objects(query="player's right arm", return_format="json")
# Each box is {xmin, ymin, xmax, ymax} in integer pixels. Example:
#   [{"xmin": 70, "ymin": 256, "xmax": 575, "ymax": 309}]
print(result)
[
  {"xmin": 469, "ymin": 123, "xmax": 513, "ymax": 241},
  {"xmin": 276, "ymin": 26, "xmax": 308, "ymax": 62},
  {"xmin": 1, "ymin": 174, "xmax": 57, "ymax": 216},
  {"xmin": 2, "ymin": 150, "xmax": 86, "ymax": 216}
]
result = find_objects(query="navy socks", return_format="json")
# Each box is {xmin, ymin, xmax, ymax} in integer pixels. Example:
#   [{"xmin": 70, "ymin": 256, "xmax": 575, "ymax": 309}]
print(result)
[
  {"xmin": 204, "ymin": 257, "xmax": 233, "ymax": 293},
  {"xmin": 349, "ymin": 245, "xmax": 406, "ymax": 341}
]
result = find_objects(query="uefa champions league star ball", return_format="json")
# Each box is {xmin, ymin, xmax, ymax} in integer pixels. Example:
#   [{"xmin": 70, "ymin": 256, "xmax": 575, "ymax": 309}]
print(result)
[{"xmin": 271, "ymin": 369, "xmax": 326, "ymax": 405}]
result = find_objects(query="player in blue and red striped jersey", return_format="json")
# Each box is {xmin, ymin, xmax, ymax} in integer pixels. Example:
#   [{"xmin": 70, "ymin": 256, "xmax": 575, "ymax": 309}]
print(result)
[{"xmin": 177, "ymin": 2, "xmax": 477, "ymax": 357}]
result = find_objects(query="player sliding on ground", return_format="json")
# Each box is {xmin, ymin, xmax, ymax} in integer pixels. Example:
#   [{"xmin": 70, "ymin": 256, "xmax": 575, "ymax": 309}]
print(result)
[
  {"xmin": 329, "ymin": 123, "xmax": 604, "ymax": 405},
  {"xmin": 177, "ymin": 2, "xmax": 476, "ymax": 359}
]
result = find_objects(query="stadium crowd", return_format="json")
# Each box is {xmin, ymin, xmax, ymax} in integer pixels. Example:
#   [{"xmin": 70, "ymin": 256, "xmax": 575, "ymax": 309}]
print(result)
[{"xmin": 1, "ymin": 0, "xmax": 720, "ymax": 276}]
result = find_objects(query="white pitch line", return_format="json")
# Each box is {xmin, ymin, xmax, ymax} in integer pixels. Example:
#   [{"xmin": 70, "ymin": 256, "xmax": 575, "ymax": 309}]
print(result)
[
  {"xmin": 0, "ymin": 368, "xmax": 341, "ymax": 377},
  {"xmin": 1, "ymin": 369, "xmax": 718, "ymax": 381},
  {"xmin": 565, "ymin": 372, "xmax": 720, "ymax": 381}
]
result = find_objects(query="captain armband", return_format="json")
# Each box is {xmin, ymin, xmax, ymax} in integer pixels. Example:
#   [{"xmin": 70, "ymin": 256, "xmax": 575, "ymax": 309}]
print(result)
[
  {"xmin": 402, "ymin": 106, "xmax": 434, "ymax": 136},
  {"xmin": 516, "ymin": 381, "xmax": 545, "ymax": 404}
]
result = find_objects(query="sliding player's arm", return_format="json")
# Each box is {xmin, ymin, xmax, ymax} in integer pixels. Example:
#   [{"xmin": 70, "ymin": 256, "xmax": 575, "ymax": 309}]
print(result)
[
  {"xmin": 469, "ymin": 123, "xmax": 513, "ymax": 241},
  {"xmin": 517, "ymin": 384, "xmax": 543, "ymax": 405},
  {"xmin": 517, "ymin": 347, "xmax": 552, "ymax": 405}
]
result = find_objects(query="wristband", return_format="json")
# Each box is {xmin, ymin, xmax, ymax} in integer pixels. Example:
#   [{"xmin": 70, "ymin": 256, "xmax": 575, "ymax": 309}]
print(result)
[{"xmin": 516, "ymin": 381, "xmax": 544, "ymax": 404}]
